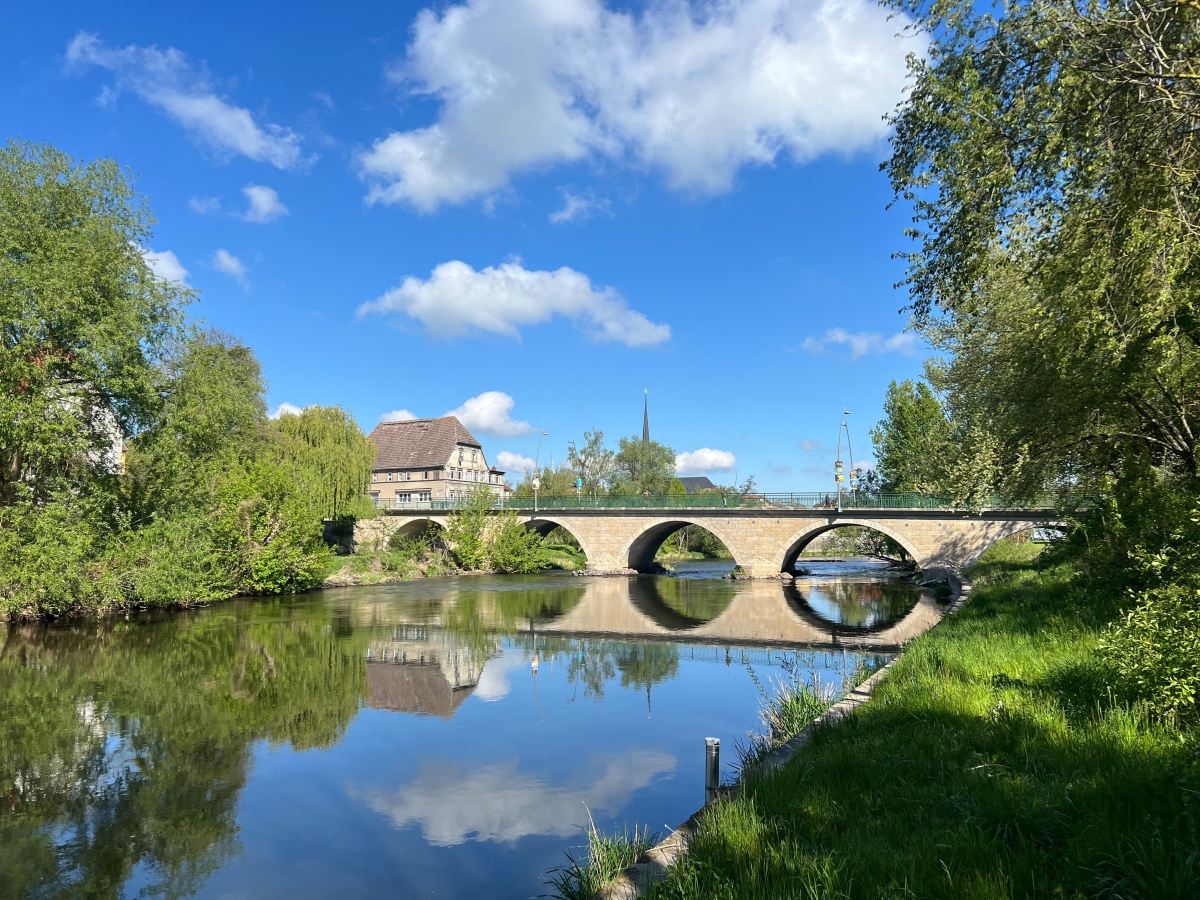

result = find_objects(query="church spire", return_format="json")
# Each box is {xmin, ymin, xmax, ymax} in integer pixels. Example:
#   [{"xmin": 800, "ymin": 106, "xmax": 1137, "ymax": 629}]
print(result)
[{"xmin": 642, "ymin": 389, "xmax": 650, "ymax": 445}]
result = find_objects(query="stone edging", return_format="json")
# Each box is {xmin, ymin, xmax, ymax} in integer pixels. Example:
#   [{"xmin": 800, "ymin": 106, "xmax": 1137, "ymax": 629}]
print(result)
[{"xmin": 594, "ymin": 574, "xmax": 974, "ymax": 900}]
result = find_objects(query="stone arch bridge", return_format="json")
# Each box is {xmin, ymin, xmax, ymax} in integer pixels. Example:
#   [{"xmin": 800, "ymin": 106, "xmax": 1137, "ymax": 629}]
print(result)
[{"xmin": 356, "ymin": 505, "xmax": 1058, "ymax": 577}]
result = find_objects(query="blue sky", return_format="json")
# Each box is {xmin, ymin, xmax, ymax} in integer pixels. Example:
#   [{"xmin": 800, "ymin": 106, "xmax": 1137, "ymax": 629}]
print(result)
[{"xmin": 2, "ymin": 0, "xmax": 928, "ymax": 490}]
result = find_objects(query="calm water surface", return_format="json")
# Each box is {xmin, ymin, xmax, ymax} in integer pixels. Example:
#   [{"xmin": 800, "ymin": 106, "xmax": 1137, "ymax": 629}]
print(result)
[{"xmin": 1, "ymin": 558, "xmax": 935, "ymax": 899}]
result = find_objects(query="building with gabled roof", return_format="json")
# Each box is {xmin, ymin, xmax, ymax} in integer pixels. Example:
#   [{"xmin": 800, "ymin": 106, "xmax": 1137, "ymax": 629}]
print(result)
[{"xmin": 366, "ymin": 415, "xmax": 507, "ymax": 507}]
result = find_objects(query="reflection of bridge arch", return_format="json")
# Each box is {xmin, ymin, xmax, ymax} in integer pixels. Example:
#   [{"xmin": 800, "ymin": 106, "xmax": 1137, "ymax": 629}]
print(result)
[
  {"xmin": 783, "ymin": 581, "xmax": 917, "ymax": 637},
  {"xmin": 628, "ymin": 577, "xmax": 737, "ymax": 631},
  {"xmin": 779, "ymin": 520, "xmax": 921, "ymax": 573},
  {"xmin": 623, "ymin": 518, "xmax": 740, "ymax": 572},
  {"xmin": 525, "ymin": 517, "xmax": 592, "ymax": 564},
  {"xmin": 541, "ymin": 578, "xmax": 949, "ymax": 649}
]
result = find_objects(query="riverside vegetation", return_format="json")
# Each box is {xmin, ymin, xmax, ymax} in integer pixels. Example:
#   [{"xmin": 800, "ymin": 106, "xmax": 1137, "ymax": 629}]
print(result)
[
  {"xmin": 0, "ymin": 139, "xmax": 577, "ymax": 618},
  {"xmin": 562, "ymin": 0, "xmax": 1200, "ymax": 891}
]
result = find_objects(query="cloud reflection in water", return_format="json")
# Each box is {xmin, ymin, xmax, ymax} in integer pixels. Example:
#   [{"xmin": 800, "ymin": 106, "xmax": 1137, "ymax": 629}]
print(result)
[{"xmin": 357, "ymin": 750, "xmax": 675, "ymax": 846}]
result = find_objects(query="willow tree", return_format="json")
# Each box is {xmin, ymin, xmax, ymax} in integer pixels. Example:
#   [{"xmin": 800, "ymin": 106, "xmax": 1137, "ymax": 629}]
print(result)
[
  {"xmin": 272, "ymin": 405, "xmax": 375, "ymax": 519},
  {"xmin": 887, "ymin": 0, "xmax": 1200, "ymax": 496}
]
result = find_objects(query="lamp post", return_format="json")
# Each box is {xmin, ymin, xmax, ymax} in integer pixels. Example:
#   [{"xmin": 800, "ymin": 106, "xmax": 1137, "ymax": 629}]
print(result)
[
  {"xmin": 835, "ymin": 410, "xmax": 853, "ymax": 513},
  {"xmin": 533, "ymin": 430, "xmax": 548, "ymax": 513}
]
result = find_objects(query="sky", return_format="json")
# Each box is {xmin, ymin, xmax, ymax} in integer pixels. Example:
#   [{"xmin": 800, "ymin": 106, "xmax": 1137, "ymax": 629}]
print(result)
[{"xmin": 1, "ymin": 0, "xmax": 930, "ymax": 491}]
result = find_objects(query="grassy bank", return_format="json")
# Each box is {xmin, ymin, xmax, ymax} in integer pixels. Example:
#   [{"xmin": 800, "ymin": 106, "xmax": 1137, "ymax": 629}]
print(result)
[{"xmin": 639, "ymin": 541, "xmax": 1200, "ymax": 899}]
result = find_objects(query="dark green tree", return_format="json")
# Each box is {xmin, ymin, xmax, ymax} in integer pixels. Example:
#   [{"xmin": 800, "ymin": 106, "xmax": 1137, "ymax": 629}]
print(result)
[
  {"xmin": 869, "ymin": 380, "xmax": 952, "ymax": 492},
  {"xmin": 612, "ymin": 437, "xmax": 682, "ymax": 496}
]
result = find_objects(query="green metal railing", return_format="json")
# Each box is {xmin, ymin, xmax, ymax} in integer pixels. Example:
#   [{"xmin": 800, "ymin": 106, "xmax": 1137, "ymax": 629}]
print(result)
[{"xmin": 372, "ymin": 491, "xmax": 1083, "ymax": 513}]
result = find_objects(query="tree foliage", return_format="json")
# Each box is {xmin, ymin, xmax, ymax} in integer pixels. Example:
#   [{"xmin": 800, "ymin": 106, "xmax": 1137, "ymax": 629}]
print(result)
[
  {"xmin": 870, "ymin": 380, "xmax": 952, "ymax": 493},
  {"xmin": 0, "ymin": 142, "xmax": 376, "ymax": 617},
  {"xmin": 612, "ymin": 436, "xmax": 683, "ymax": 496},
  {"xmin": 273, "ymin": 405, "xmax": 376, "ymax": 520},
  {"xmin": 0, "ymin": 139, "xmax": 189, "ymax": 506}
]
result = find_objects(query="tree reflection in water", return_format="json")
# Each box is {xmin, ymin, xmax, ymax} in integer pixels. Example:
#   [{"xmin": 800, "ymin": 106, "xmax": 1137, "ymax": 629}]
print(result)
[
  {"xmin": 0, "ymin": 602, "xmax": 369, "ymax": 899},
  {"xmin": 797, "ymin": 578, "xmax": 919, "ymax": 629}
]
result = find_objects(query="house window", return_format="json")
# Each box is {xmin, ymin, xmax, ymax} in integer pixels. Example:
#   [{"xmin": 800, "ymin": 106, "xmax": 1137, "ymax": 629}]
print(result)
[
  {"xmin": 406, "ymin": 471, "xmax": 412, "ymax": 481},
  {"xmin": 418, "ymin": 491, "xmax": 431, "ymax": 502},
  {"xmin": 387, "ymin": 472, "xmax": 393, "ymax": 482},
  {"xmin": 397, "ymin": 492, "xmax": 411, "ymax": 502},
  {"xmin": 372, "ymin": 473, "xmax": 378, "ymax": 483},
  {"xmin": 458, "ymin": 449, "xmax": 464, "ymax": 464},
  {"xmin": 424, "ymin": 471, "xmax": 429, "ymax": 480},
  {"xmin": 471, "ymin": 451, "xmax": 477, "ymax": 463}
]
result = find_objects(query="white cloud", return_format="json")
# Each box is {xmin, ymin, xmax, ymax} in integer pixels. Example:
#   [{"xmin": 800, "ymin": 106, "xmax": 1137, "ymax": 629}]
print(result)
[
  {"xmin": 188, "ymin": 196, "xmax": 221, "ymax": 215},
  {"xmin": 380, "ymin": 408, "xmax": 418, "ymax": 423},
  {"xmin": 241, "ymin": 184, "xmax": 288, "ymax": 223},
  {"xmin": 495, "ymin": 450, "xmax": 536, "ymax": 473},
  {"xmin": 66, "ymin": 33, "xmax": 307, "ymax": 170},
  {"xmin": 798, "ymin": 438, "xmax": 826, "ymax": 453},
  {"xmin": 549, "ymin": 190, "xmax": 611, "ymax": 224},
  {"xmin": 801, "ymin": 329, "xmax": 918, "ymax": 358},
  {"xmin": 448, "ymin": 391, "xmax": 532, "ymax": 437},
  {"xmin": 676, "ymin": 448, "xmax": 737, "ymax": 474},
  {"xmin": 358, "ymin": 260, "xmax": 670, "ymax": 347},
  {"xmin": 141, "ymin": 248, "xmax": 189, "ymax": 285},
  {"xmin": 212, "ymin": 249, "xmax": 248, "ymax": 287},
  {"xmin": 269, "ymin": 402, "xmax": 302, "ymax": 419},
  {"xmin": 358, "ymin": 0, "xmax": 918, "ymax": 209},
  {"xmin": 356, "ymin": 750, "xmax": 674, "ymax": 845}
]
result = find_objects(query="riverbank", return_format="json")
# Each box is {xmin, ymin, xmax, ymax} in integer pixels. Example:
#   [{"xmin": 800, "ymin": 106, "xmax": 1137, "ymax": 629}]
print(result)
[{"xmin": 631, "ymin": 540, "xmax": 1200, "ymax": 898}]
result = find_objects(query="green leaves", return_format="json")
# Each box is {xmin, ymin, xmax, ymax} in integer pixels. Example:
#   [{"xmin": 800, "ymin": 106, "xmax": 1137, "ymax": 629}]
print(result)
[{"xmin": 0, "ymin": 139, "xmax": 190, "ymax": 505}]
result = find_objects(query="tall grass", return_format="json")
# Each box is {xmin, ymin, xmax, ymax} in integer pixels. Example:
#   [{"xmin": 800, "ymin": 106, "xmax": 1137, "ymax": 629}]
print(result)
[
  {"xmin": 545, "ymin": 819, "xmax": 658, "ymax": 900},
  {"xmin": 735, "ymin": 657, "xmax": 837, "ymax": 775}
]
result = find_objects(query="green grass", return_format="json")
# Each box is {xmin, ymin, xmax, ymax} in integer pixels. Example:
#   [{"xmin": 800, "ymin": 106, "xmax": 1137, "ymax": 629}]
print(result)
[
  {"xmin": 545, "ymin": 823, "xmax": 659, "ymax": 899},
  {"xmin": 642, "ymin": 540, "xmax": 1200, "ymax": 899}
]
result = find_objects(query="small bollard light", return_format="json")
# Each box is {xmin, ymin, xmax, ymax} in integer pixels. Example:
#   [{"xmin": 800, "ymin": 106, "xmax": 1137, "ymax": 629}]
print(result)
[{"xmin": 704, "ymin": 737, "xmax": 720, "ymax": 804}]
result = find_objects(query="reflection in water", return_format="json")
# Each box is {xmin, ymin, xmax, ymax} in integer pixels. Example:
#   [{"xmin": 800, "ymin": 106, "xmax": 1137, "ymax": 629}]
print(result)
[
  {"xmin": 634, "ymin": 576, "xmax": 737, "ymax": 628},
  {"xmin": 0, "ymin": 564, "xmax": 930, "ymax": 900},
  {"xmin": 790, "ymin": 558, "xmax": 926, "ymax": 632},
  {"xmin": 798, "ymin": 579, "xmax": 918, "ymax": 629},
  {"xmin": 358, "ymin": 748, "xmax": 675, "ymax": 846},
  {"xmin": 0, "ymin": 602, "xmax": 367, "ymax": 899}
]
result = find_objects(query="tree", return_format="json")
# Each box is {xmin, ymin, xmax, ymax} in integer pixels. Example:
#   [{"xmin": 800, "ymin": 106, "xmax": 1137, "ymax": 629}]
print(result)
[
  {"xmin": 869, "ymin": 380, "xmax": 952, "ymax": 492},
  {"xmin": 566, "ymin": 429, "xmax": 614, "ymax": 495},
  {"xmin": 0, "ymin": 140, "xmax": 189, "ymax": 505},
  {"xmin": 886, "ymin": 0, "xmax": 1200, "ymax": 494},
  {"xmin": 273, "ymin": 405, "xmax": 376, "ymax": 520},
  {"xmin": 885, "ymin": 0, "xmax": 1200, "ymax": 712},
  {"xmin": 612, "ymin": 436, "xmax": 680, "ymax": 495},
  {"xmin": 445, "ymin": 487, "xmax": 494, "ymax": 570}
]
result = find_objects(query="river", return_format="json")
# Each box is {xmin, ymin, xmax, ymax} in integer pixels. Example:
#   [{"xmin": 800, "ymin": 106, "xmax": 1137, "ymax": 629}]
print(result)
[{"xmin": 0, "ymin": 558, "xmax": 939, "ymax": 898}]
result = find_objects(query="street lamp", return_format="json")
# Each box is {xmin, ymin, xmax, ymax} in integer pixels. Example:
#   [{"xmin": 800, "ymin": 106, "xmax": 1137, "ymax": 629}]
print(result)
[
  {"xmin": 835, "ymin": 410, "xmax": 854, "ymax": 513},
  {"xmin": 533, "ymin": 430, "xmax": 548, "ymax": 513}
]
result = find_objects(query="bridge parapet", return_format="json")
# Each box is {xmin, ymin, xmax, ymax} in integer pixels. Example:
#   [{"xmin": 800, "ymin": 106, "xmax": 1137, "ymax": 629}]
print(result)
[{"xmin": 371, "ymin": 491, "xmax": 1084, "ymax": 513}]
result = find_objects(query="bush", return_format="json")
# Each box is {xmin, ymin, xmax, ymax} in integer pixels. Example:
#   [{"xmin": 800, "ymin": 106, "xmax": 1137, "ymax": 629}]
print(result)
[
  {"xmin": 491, "ymin": 511, "xmax": 545, "ymax": 574},
  {"xmin": 1105, "ymin": 584, "xmax": 1200, "ymax": 722}
]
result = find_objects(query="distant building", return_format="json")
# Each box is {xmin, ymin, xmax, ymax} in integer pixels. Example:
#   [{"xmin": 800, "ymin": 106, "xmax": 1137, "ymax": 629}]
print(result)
[
  {"xmin": 366, "ymin": 416, "xmax": 507, "ymax": 507},
  {"xmin": 679, "ymin": 476, "xmax": 716, "ymax": 493}
]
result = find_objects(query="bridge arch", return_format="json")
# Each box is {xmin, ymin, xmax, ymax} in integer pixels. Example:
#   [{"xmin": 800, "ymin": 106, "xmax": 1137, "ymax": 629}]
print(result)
[
  {"xmin": 388, "ymin": 517, "xmax": 447, "ymax": 541},
  {"xmin": 623, "ymin": 518, "xmax": 740, "ymax": 572},
  {"xmin": 524, "ymin": 516, "xmax": 593, "ymax": 564},
  {"xmin": 779, "ymin": 519, "xmax": 923, "ymax": 573},
  {"xmin": 963, "ymin": 520, "xmax": 1066, "ymax": 570}
]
